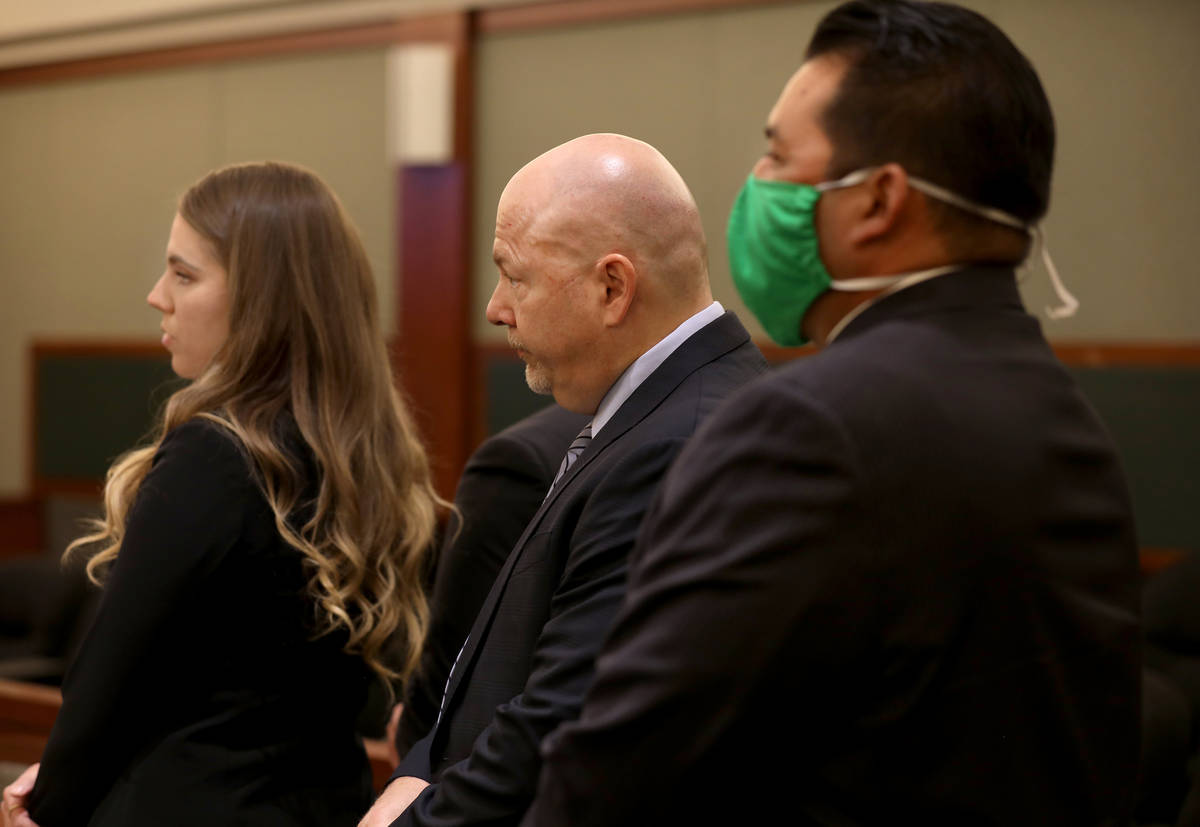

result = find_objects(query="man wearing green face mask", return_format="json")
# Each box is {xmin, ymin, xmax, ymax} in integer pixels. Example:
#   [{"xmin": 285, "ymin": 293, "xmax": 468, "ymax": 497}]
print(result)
[{"xmin": 524, "ymin": 2, "xmax": 1140, "ymax": 826}]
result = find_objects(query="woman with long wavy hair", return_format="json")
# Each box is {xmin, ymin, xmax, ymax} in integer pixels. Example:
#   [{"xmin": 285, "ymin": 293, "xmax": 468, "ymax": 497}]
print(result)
[{"xmin": 4, "ymin": 162, "xmax": 441, "ymax": 827}]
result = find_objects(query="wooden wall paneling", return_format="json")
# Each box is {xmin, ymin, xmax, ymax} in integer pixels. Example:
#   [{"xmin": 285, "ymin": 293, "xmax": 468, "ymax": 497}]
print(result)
[
  {"xmin": 753, "ymin": 341, "xmax": 1200, "ymax": 368},
  {"xmin": 396, "ymin": 165, "xmax": 472, "ymax": 500},
  {"xmin": 364, "ymin": 738, "xmax": 395, "ymax": 792},
  {"xmin": 0, "ymin": 498, "xmax": 43, "ymax": 559},
  {"xmin": 0, "ymin": 679, "xmax": 61, "ymax": 766},
  {"xmin": 477, "ymin": 0, "xmax": 795, "ymax": 33},
  {"xmin": 390, "ymin": 10, "xmax": 477, "ymax": 499},
  {"xmin": 1052, "ymin": 342, "xmax": 1200, "ymax": 367},
  {"xmin": 451, "ymin": 12, "xmax": 475, "ymax": 168},
  {"xmin": 1141, "ymin": 548, "xmax": 1187, "ymax": 575},
  {"xmin": 453, "ymin": 12, "xmax": 484, "ymax": 452},
  {"xmin": 0, "ymin": 13, "xmax": 466, "ymax": 89}
]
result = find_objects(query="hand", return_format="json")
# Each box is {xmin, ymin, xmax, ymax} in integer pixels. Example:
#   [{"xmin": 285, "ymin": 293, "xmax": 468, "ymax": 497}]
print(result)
[
  {"xmin": 2, "ymin": 763, "xmax": 41, "ymax": 827},
  {"xmin": 384, "ymin": 702, "xmax": 404, "ymax": 768},
  {"xmin": 358, "ymin": 776, "xmax": 430, "ymax": 827}
]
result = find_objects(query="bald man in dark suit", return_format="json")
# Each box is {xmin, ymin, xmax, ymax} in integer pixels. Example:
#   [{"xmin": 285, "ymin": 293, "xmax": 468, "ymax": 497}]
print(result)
[
  {"xmin": 393, "ymin": 404, "xmax": 587, "ymax": 759},
  {"xmin": 359, "ymin": 133, "xmax": 766, "ymax": 827}
]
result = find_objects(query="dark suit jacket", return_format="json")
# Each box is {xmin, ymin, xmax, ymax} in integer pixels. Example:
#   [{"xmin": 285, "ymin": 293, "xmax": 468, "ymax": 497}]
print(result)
[
  {"xmin": 28, "ymin": 420, "xmax": 373, "ymax": 827},
  {"xmin": 526, "ymin": 267, "xmax": 1142, "ymax": 826},
  {"xmin": 391, "ymin": 311, "xmax": 766, "ymax": 826},
  {"xmin": 396, "ymin": 404, "xmax": 590, "ymax": 756},
  {"xmin": 1139, "ymin": 552, "xmax": 1200, "ymax": 820}
]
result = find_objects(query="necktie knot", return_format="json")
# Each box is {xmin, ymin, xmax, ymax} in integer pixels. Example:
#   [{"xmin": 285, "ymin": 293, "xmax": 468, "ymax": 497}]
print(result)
[{"xmin": 546, "ymin": 423, "xmax": 592, "ymax": 498}]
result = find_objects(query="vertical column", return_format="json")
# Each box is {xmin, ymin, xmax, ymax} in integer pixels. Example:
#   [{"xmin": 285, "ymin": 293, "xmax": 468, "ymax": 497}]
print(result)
[{"xmin": 386, "ymin": 15, "xmax": 474, "ymax": 500}]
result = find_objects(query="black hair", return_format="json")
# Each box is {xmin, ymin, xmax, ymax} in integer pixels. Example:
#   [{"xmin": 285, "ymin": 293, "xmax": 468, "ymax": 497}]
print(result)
[{"xmin": 807, "ymin": 0, "xmax": 1055, "ymax": 226}]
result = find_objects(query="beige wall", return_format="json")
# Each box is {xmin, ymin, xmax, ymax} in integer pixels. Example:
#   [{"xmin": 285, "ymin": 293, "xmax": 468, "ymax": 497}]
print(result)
[
  {"xmin": 0, "ymin": 47, "xmax": 392, "ymax": 494},
  {"xmin": 3, "ymin": 0, "xmax": 1197, "ymax": 494},
  {"xmin": 472, "ymin": 0, "xmax": 1200, "ymax": 343}
]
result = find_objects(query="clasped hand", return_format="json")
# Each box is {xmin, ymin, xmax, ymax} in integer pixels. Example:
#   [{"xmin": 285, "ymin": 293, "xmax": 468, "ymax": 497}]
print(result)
[{"xmin": 2, "ymin": 763, "xmax": 40, "ymax": 827}]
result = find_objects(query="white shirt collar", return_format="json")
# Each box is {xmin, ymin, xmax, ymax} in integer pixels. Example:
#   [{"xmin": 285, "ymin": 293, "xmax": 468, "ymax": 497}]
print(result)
[{"xmin": 590, "ymin": 301, "xmax": 724, "ymax": 437}]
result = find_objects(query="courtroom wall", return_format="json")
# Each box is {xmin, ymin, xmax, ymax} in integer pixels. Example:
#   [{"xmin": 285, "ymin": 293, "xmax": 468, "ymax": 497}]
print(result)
[
  {"xmin": 472, "ymin": 0, "xmax": 1200, "ymax": 343},
  {"xmin": 0, "ymin": 48, "xmax": 392, "ymax": 494},
  {"xmin": 3, "ymin": 0, "xmax": 1197, "ymax": 496}
]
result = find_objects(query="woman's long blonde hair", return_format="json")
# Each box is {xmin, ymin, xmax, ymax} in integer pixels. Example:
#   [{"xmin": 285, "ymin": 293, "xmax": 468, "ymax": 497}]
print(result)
[{"xmin": 68, "ymin": 161, "xmax": 442, "ymax": 685}]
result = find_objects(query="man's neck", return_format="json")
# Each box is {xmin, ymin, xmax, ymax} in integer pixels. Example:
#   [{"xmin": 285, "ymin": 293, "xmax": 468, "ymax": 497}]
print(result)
[{"xmin": 588, "ymin": 301, "xmax": 722, "ymax": 435}]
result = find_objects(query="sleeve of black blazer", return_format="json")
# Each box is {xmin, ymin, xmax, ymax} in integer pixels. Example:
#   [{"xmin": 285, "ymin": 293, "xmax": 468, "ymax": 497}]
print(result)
[
  {"xmin": 395, "ymin": 406, "xmax": 584, "ymax": 756},
  {"xmin": 391, "ymin": 437, "xmax": 690, "ymax": 827},
  {"xmin": 28, "ymin": 421, "xmax": 256, "ymax": 827},
  {"xmin": 522, "ymin": 380, "xmax": 867, "ymax": 827}
]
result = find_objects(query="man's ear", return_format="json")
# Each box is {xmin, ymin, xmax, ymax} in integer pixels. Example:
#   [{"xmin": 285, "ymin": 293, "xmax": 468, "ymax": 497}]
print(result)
[
  {"xmin": 846, "ymin": 162, "xmax": 910, "ymax": 246},
  {"xmin": 597, "ymin": 253, "xmax": 637, "ymax": 327}
]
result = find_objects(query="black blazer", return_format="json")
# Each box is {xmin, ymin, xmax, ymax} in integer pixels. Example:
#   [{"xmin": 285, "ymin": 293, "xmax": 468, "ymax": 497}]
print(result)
[
  {"xmin": 526, "ymin": 267, "xmax": 1142, "ymax": 826},
  {"xmin": 28, "ymin": 420, "xmax": 373, "ymax": 826},
  {"xmin": 396, "ymin": 404, "xmax": 589, "ymax": 756},
  {"xmin": 391, "ymin": 311, "xmax": 766, "ymax": 826}
]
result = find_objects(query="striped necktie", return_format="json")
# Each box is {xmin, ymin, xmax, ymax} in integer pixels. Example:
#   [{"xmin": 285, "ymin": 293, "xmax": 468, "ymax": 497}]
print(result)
[
  {"xmin": 438, "ymin": 422, "xmax": 595, "ymax": 719},
  {"xmin": 545, "ymin": 423, "xmax": 592, "ymax": 499}
]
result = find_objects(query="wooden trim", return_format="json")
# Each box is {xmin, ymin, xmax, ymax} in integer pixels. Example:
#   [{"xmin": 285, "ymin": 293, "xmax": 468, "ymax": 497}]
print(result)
[
  {"xmin": 32, "ymin": 479, "xmax": 106, "ymax": 499},
  {"xmin": 390, "ymin": 10, "xmax": 475, "ymax": 498},
  {"xmin": 395, "ymin": 164, "xmax": 473, "ymax": 501},
  {"xmin": 1051, "ymin": 342, "xmax": 1200, "ymax": 368},
  {"xmin": 1141, "ymin": 548, "xmax": 1187, "ymax": 576},
  {"xmin": 477, "ymin": 0, "xmax": 795, "ymax": 33},
  {"xmin": 0, "ymin": 679, "xmax": 61, "ymax": 765},
  {"xmin": 32, "ymin": 340, "xmax": 165, "ymax": 358},
  {"xmin": 481, "ymin": 340, "xmax": 1200, "ymax": 366},
  {"xmin": 26, "ymin": 341, "xmax": 36, "ymax": 498},
  {"xmin": 0, "ymin": 0, "xmax": 800, "ymax": 88},
  {"xmin": 451, "ymin": 13, "xmax": 475, "ymax": 167},
  {"xmin": 456, "ymin": 13, "xmax": 482, "ymax": 449},
  {"xmin": 749, "ymin": 341, "xmax": 1200, "ymax": 367},
  {"xmin": 0, "ymin": 680, "xmax": 61, "ymax": 726},
  {"xmin": 0, "ymin": 497, "xmax": 43, "ymax": 558},
  {"xmin": 0, "ymin": 13, "xmax": 465, "ymax": 89},
  {"xmin": 364, "ymin": 737, "xmax": 395, "ymax": 792}
]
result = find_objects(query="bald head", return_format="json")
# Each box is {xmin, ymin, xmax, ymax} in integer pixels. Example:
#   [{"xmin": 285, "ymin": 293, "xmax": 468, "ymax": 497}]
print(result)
[
  {"xmin": 487, "ymin": 134, "xmax": 714, "ymax": 413},
  {"xmin": 499, "ymin": 134, "xmax": 710, "ymax": 307}
]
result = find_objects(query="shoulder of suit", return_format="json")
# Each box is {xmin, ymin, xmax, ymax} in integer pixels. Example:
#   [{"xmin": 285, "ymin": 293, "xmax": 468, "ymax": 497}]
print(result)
[
  {"xmin": 153, "ymin": 417, "xmax": 260, "ymax": 489},
  {"xmin": 161, "ymin": 416, "xmax": 243, "ymax": 457}
]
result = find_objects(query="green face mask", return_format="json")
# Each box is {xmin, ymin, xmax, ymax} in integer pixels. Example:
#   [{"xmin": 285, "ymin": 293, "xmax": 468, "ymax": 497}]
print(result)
[
  {"xmin": 727, "ymin": 168, "xmax": 1079, "ymax": 347},
  {"xmin": 726, "ymin": 172, "xmax": 864, "ymax": 346}
]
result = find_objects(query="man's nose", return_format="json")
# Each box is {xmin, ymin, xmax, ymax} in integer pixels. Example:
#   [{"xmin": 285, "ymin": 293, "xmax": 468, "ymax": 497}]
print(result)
[{"xmin": 485, "ymin": 282, "xmax": 513, "ymax": 327}]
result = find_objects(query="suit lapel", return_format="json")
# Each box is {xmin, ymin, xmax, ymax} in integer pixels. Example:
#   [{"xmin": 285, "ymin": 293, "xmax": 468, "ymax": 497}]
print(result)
[
  {"xmin": 568, "ymin": 311, "xmax": 750, "ymax": 480},
  {"xmin": 437, "ymin": 312, "xmax": 752, "ymax": 719}
]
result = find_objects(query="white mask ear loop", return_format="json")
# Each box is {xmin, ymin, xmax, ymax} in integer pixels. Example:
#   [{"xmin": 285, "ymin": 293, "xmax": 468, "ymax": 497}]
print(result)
[
  {"xmin": 1033, "ymin": 226, "xmax": 1078, "ymax": 319},
  {"xmin": 909, "ymin": 175, "xmax": 1080, "ymax": 320}
]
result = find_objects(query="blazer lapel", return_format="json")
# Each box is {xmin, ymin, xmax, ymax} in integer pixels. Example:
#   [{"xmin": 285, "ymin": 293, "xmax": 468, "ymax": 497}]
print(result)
[
  {"xmin": 573, "ymin": 311, "xmax": 751, "ymax": 473},
  {"xmin": 436, "ymin": 311, "xmax": 752, "ymax": 719}
]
